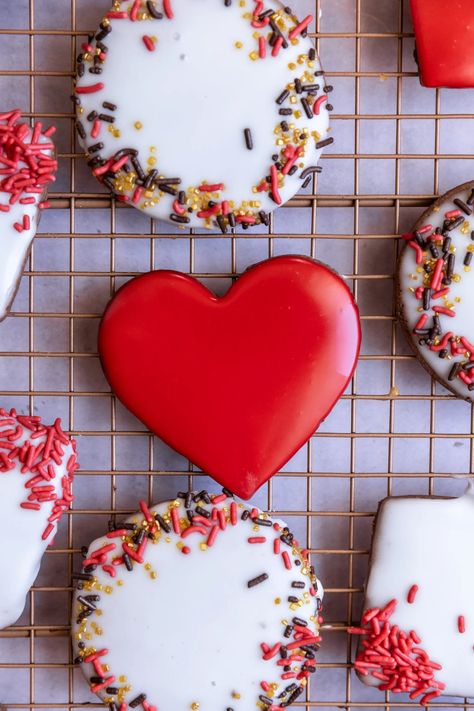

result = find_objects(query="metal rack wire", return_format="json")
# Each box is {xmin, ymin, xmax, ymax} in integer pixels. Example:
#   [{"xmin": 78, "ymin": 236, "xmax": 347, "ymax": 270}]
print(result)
[{"xmin": 1, "ymin": 0, "xmax": 474, "ymax": 708}]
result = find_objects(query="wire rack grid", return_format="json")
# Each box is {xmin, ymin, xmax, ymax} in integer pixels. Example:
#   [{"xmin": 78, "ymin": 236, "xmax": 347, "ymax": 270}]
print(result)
[{"xmin": 1, "ymin": 0, "xmax": 474, "ymax": 708}]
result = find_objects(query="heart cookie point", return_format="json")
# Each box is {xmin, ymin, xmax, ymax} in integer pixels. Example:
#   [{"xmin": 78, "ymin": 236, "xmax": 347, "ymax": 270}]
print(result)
[{"xmin": 99, "ymin": 255, "xmax": 361, "ymax": 498}]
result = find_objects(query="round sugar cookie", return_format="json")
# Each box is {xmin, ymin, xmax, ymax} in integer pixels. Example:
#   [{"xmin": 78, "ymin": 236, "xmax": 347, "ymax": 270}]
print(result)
[
  {"xmin": 73, "ymin": 0, "xmax": 332, "ymax": 230},
  {"xmin": 72, "ymin": 491, "xmax": 323, "ymax": 711},
  {"xmin": 398, "ymin": 181, "xmax": 474, "ymax": 401}
]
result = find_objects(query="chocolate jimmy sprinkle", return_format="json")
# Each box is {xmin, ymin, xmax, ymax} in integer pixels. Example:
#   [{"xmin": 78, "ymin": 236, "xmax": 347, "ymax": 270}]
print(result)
[
  {"xmin": 78, "ymin": 62, "xmax": 85, "ymax": 77},
  {"xmin": 308, "ymin": 47, "xmax": 316, "ymax": 60},
  {"xmin": 144, "ymin": 169, "xmax": 158, "ymax": 189},
  {"xmin": 283, "ymin": 624, "xmax": 293, "ymax": 637},
  {"xmin": 276, "ymin": 89, "xmax": 290, "ymax": 105},
  {"xmin": 76, "ymin": 121, "xmax": 86, "ymax": 140},
  {"xmin": 301, "ymin": 97, "xmax": 313, "ymax": 119},
  {"xmin": 446, "ymin": 252, "xmax": 455, "ymax": 279},
  {"xmin": 88, "ymin": 142, "xmax": 103, "ymax": 155},
  {"xmin": 160, "ymin": 183, "xmax": 179, "ymax": 196},
  {"xmin": 241, "ymin": 509, "xmax": 250, "ymax": 520},
  {"xmin": 280, "ymin": 120, "xmax": 289, "ymax": 132},
  {"xmin": 259, "ymin": 210, "xmax": 269, "ymax": 226},
  {"xmin": 288, "ymin": 596, "xmax": 299, "ymax": 603},
  {"xmin": 446, "ymin": 215, "xmax": 464, "ymax": 231},
  {"xmin": 244, "ymin": 128, "xmax": 253, "ymax": 150},
  {"xmin": 217, "ymin": 214, "xmax": 228, "ymax": 234},
  {"xmin": 129, "ymin": 694, "xmax": 147, "ymax": 708},
  {"xmin": 195, "ymin": 505, "xmax": 211, "ymax": 518},
  {"xmin": 468, "ymin": 189, "xmax": 474, "ymax": 206},
  {"xmin": 123, "ymin": 553, "xmax": 133, "ymax": 571},
  {"xmin": 72, "ymin": 572, "xmax": 93, "ymax": 581},
  {"xmin": 222, "ymin": 487, "xmax": 234, "ymax": 497},
  {"xmin": 449, "ymin": 362, "xmax": 462, "ymax": 381},
  {"xmin": 247, "ymin": 573, "xmax": 269, "ymax": 588},
  {"xmin": 294, "ymin": 78, "xmax": 302, "ymax": 94},
  {"xmin": 291, "ymin": 580, "xmax": 305, "ymax": 588},
  {"xmin": 292, "ymin": 616, "xmax": 308, "ymax": 626},
  {"xmin": 279, "ymin": 108, "xmax": 292, "ymax": 116},
  {"xmin": 78, "ymin": 595, "xmax": 97, "ymax": 610},
  {"xmin": 464, "ymin": 252, "xmax": 473, "ymax": 267},
  {"xmin": 422, "ymin": 288, "xmax": 431, "ymax": 311},
  {"xmin": 131, "ymin": 156, "xmax": 146, "ymax": 182},
  {"xmin": 253, "ymin": 517, "xmax": 273, "ymax": 527},
  {"xmin": 147, "ymin": 0, "xmax": 164, "ymax": 17},
  {"xmin": 316, "ymin": 137, "xmax": 334, "ymax": 149},
  {"xmin": 300, "ymin": 165, "xmax": 322, "ymax": 180},
  {"xmin": 98, "ymin": 113, "xmax": 115, "ymax": 123},
  {"xmin": 155, "ymin": 513, "xmax": 171, "ymax": 532},
  {"xmin": 454, "ymin": 197, "xmax": 472, "ymax": 215}
]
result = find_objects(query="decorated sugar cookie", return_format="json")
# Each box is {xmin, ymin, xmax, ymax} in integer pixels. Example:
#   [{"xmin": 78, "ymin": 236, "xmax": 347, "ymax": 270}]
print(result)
[
  {"xmin": 351, "ymin": 485, "xmax": 474, "ymax": 703},
  {"xmin": 410, "ymin": 0, "xmax": 474, "ymax": 88},
  {"xmin": 398, "ymin": 181, "xmax": 474, "ymax": 402},
  {"xmin": 98, "ymin": 256, "xmax": 361, "ymax": 499},
  {"xmin": 0, "ymin": 110, "xmax": 57, "ymax": 320},
  {"xmin": 0, "ymin": 408, "xmax": 78, "ymax": 629},
  {"xmin": 73, "ymin": 0, "xmax": 332, "ymax": 230},
  {"xmin": 72, "ymin": 491, "xmax": 323, "ymax": 711}
]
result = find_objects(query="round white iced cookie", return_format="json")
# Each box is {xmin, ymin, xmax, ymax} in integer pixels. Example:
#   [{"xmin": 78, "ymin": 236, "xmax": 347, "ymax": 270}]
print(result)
[
  {"xmin": 73, "ymin": 0, "xmax": 331, "ymax": 231},
  {"xmin": 72, "ymin": 491, "xmax": 323, "ymax": 711},
  {"xmin": 0, "ymin": 408, "xmax": 78, "ymax": 629},
  {"xmin": 398, "ymin": 181, "xmax": 474, "ymax": 401}
]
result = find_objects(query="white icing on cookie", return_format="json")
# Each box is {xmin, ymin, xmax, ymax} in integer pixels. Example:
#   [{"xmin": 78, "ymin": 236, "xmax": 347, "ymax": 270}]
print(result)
[
  {"xmin": 74, "ymin": 0, "xmax": 331, "ymax": 230},
  {"xmin": 358, "ymin": 485, "xmax": 474, "ymax": 699},
  {"xmin": 399, "ymin": 181, "xmax": 474, "ymax": 401},
  {"xmin": 0, "ymin": 408, "xmax": 78, "ymax": 629},
  {"xmin": 0, "ymin": 110, "xmax": 57, "ymax": 321},
  {"xmin": 72, "ymin": 493, "xmax": 323, "ymax": 711}
]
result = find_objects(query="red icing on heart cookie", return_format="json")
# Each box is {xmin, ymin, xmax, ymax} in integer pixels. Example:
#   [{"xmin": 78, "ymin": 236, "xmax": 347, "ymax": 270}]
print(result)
[
  {"xmin": 410, "ymin": 0, "xmax": 474, "ymax": 88},
  {"xmin": 98, "ymin": 255, "xmax": 360, "ymax": 498}
]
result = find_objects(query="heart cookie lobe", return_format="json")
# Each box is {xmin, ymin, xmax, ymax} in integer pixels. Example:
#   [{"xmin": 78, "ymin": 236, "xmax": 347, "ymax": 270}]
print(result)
[
  {"xmin": 99, "ymin": 255, "xmax": 361, "ymax": 498},
  {"xmin": 0, "ymin": 408, "xmax": 78, "ymax": 629}
]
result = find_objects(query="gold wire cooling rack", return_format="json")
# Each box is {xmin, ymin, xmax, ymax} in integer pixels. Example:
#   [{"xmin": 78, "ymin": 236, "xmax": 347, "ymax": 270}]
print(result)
[{"xmin": 1, "ymin": 0, "xmax": 474, "ymax": 708}]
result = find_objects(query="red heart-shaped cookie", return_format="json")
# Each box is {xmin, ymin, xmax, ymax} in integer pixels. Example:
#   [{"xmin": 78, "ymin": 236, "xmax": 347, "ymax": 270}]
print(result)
[{"xmin": 98, "ymin": 255, "xmax": 360, "ymax": 498}]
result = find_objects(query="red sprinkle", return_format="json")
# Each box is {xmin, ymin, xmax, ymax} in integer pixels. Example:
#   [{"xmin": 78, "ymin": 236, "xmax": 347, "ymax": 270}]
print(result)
[
  {"xmin": 163, "ymin": 0, "xmax": 174, "ymax": 18},
  {"xmin": 230, "ymin": 501, "xmax": 238, "ymax": 525},
  {"xmin": 248, "ymin": 536, "xmax": 267, "ymax": 544},
  {"xmin": 408, "ymin": 240, "xmax": 424, "ymax": 265},
  {"xmin": 130, "ymin": 0, "xmax": 141, "ymax": 20},
  {"xmin": 414, "ymin": 314, "xmax": 428, "ymax": 331},
  {"xmin": 407, "ymin": 584, "xmax": 419, "ymax": 604},
  {"xmin": 206, "ymin": 525, "xmax": 219, "ymax": 547},
  {"xmin": 91, "ymin": 119, "xmax": 101, "ymax": 139},
  {"xmin": 75, "ymin": 83, "xmax": 105, "ymax": 95},
  {"xmin": 271, "ymin": 35, "xmax": 283, "ymax": 57},
  {"xmin": 258, "ymin": 36, "xmax": 266, "ymax": 58},
  {"xmin": 143, "ymin": 35, "xmax": 156, "ymax": 51},
  {"xmin": 433, "ymin": 305, "xmax": 455, "ymax": 317},
  {"xmin": 458, "ymin": 615, "xmax": 466, "ymax": 634},
  {"xmin": 171, "ymin": 506, "xmax": 181, "ymax": 534},
  {"xmin": 313, "ymin": 95, "xmax": 328, "ymax": 115},
  {"xmin": 281, "ymin": 551, "xmax": 292, "ymax": 570},
  {"xmin": 270, "ymin": 164, "xmax": 282, "ymax": 205},
  {"xmin": 288, "ymin": 14, "xmax": 312, "ymax": 40},
  {"xmin": 181, "ymin": 545, "xmax": 191, "ymax": 555},
  {"xmin": 198, "ymin": 183, "xmax": 224, "ymax": 192}
]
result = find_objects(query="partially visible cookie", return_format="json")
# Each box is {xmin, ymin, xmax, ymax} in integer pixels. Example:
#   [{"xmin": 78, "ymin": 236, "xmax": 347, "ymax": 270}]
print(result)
[
  {"xmin": 0, "ymin": 110, "xmax": 57, "ymax": 320},
  {"xmin": 0, "ymin": 408, "xmax": 78, "ymax": 629},
  {"xmin": 351, "ymin": 488, "xmax": 474, "ymax": 703},
  {"xmin": 72, "ymin": 491, "xmax": 323, "ymax": 711},
  {"xmin": 398, "ymin": 181, "xmax": 474, "ymax": 401},
  {"xmin": 73, "ymin": 0, "xmax": 332, "ymax": 230}
]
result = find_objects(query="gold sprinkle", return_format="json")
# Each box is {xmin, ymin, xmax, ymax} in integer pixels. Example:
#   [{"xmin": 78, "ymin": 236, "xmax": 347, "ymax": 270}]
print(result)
[
  {"xmin": 232, "ymin": 692, "xmax": 241, "ymax": 700},
  {"xmin": 134, "ymin": 121, "xmax": 143, "ymax": 130},
  {"xmin": 288, "ymin": 62, "xmax": 296, "ymax": 70},
  {"xmin": 200, "ymin": 542, "xmax": 208, "ymax": 551},
  {"xmin": 145, "ymin": 563, "xmax": 151, "ymax": 571},
  {"xmin": 191, "ymin": 704, "xmax": 200, "ymax": 711},
  {"xmin": 235, "ymin": 41, "xmax": 243, "ymax": 48},
  {"xmin": 249, "ymin": 51, "xmax": 258, "ymax": 60},
  {"xmin": 274, "ymin": 597, "xmax": 281, "ymax": 605}
]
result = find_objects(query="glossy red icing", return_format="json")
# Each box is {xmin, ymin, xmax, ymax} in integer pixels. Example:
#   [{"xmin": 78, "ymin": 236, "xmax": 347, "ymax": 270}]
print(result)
[
  {"xmin": 410, "ymin": 0, "xmax": 474, "ymax": 88},
  {"xmin": 98, "ymin": 255, "xmax": 361, "ymax": 499}
]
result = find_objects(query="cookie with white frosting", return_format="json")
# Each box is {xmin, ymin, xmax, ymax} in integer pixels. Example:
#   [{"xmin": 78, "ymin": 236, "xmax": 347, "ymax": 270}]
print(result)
[
  {"xmin": 72, "ymin": 490, "xmax": 323, "ymax": 711},
  {"xmin": 0, "ymin": 408, "xmax": 78, "ymax": 629},
  {"xmin": 0, "ymin": 110, "xmax": 57, "ymax": 320},
  {"xmin": 398, "ymin": 181, "xmax": 474, "ymax": 401},
  {"xmin": 73, "ymin": 0, "xmax": 331, "ymax": 231},
  {"xmin": 351, "ymin": 485, "xmax": 474, "ymax": 703}
]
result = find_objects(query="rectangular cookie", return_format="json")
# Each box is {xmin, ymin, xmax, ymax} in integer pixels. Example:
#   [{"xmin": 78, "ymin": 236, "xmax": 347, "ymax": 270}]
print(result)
[{"xmin": 353, "ymin": 489, "xmax": 474, "ymax": 701}]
